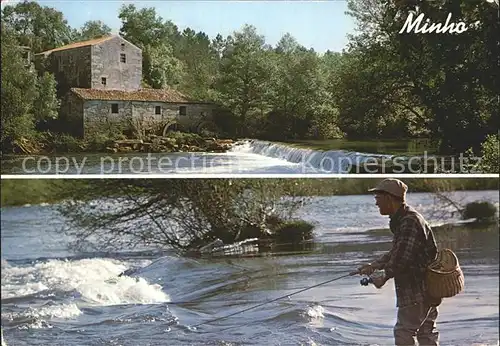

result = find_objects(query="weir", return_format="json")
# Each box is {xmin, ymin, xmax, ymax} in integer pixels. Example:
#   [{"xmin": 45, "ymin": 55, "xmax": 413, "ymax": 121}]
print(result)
[
  {"xmin": 231, "ymin": 140, "xmax": 395, "ymax": 174},
  {"xmin": 230, "ymin": 140, "xmax": 459, "ymax": 174}
]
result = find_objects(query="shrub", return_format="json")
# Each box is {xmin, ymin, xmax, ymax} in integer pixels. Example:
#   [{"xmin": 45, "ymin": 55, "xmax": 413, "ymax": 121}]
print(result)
[
  {"xmin": 49, "ymin": 133, "xmax": 85, "ymax": 153},
  {"xmin": 56, "ymin": 179, "xmax": 311, "ymax": 255},
  {"xmin": 272, "ymin": 220, "xmax": 315, "ymax": 244},
  {"xmin": 479, "ymin": 134, "xmax": 499, "ymax": 173},
  {"xmin": 166, "ymin": 131, "xmax": 203, "ymax": 144},
  {"xmin": 462, "ymin": 201, "xmax": 498, "ymax": 222}
]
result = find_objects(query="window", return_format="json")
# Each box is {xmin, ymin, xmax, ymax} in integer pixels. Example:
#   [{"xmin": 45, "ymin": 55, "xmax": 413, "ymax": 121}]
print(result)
[
  {"xmin": 101, "ymin": 77, "xmax": 107, "ymax": 85},
  {"xmin": 111, "ymin": 103, "xmax": 119, "ymax": 113},
  {"xmin": 200, "ymin": 111, "xmax": 206, "ymax": 117},
  {"xmin": 120, "ymin": 53, "xmax": 126, "ymax": 63},
  {"xmin": 120, "ymin": 43, "xmax": 125, "ymax": 51},
  {"xmin": 179, "ymin": 106, "xmax": 187, "ymax": 116},
  {"xmin": 155, "ymin": 106, "xmax": 161, "ymax": 115}
]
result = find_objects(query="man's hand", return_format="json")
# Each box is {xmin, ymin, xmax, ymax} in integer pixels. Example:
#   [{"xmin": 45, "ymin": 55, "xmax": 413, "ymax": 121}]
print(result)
[
  {"xmin": 355, "ymin": 262, "xmax": 380, "ymax": 276},
  {"xmin": 371, "ymin": 275, "xmax": 388, "ymax": 289}
]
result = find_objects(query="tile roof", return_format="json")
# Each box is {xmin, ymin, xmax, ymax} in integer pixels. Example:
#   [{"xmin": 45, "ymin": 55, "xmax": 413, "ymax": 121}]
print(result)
[
  {"xmin": 37, "ymin": 35, "xmax": 116, "ymax": 55},
  {"xmin": 71, "ymin": 88, "xmax": 194, "ymax": 103}
]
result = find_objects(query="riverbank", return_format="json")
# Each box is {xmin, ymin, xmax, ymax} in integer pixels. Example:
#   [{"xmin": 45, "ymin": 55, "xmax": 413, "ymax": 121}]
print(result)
[
  {"xmin": 6, "ymin": 135, "xmax": 497, "ymax": 174},
  {"xmin": 1, "ymin": 178, "xmax": 498, "ymax": 207},
  {"xmin": 7, "ymin": 133, "xmax": 446, "ymax": 157},
  {"xmin": 10, "ymin": 131, "xmax": 236, "ymax": 156}
]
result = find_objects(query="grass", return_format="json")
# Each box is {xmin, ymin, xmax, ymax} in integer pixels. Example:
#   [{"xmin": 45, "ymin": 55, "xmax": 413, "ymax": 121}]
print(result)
[
  {"xmin": 1, "ymin": 178, "xmax": 497, "ymax": 207},
  {"xmin": 0, "ymin": 180, "xmax": 86, "ymax": 207},
  {"xmin": 288, "ymin": 178, "xmax": 499, "ymax": 196}
]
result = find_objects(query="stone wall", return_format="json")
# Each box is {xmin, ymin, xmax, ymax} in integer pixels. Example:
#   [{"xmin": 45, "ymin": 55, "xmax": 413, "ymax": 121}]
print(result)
[
  {"xmin": 82, "ymin": 100, "xmax": 216, "ymax": 139},
  {"xmin": 91, "ymin": 36, "xmax": 142, "ymax": 91},
  {"xmin": 83, "ymin": 100, "xmax": 133, "ymax": 139},
  {"xmin": 170, "ymin": 103, "xmax": 214, "ymax": 127},
  {"xmin": 47, "ymin": 46, "xmax": 92, "ymax": 97},
  {"xmin": 130, "ymin": 102, "xmax": 174, "ymax": 137}
]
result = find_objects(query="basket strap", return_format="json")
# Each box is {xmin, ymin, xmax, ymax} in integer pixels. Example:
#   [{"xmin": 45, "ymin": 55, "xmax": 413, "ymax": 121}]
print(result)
[{"xmin": 423, "ymin": 222, "xmax": 439, "ymax": 264}]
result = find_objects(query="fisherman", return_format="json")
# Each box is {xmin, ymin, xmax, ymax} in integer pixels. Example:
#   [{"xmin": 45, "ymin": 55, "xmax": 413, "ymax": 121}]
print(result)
[{"xmin": 355, "ymin": 178, "xmax": 441, "ymax": 346}]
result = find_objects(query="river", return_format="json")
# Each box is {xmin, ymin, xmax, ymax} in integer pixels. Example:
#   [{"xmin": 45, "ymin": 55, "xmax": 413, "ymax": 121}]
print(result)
[
  {"xmin": 1, "ymin": 190, "xmax": 498, "ymax": 345},
  {"xmin": 1, "ymin": 139, "xmax": 458, "ymax": 175}
]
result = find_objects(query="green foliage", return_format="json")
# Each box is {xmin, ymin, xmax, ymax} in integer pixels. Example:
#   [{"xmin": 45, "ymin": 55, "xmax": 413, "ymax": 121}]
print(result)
[
  {"xmin": 1, "ymin": 1, "xmax": 77, "ymax": 53},
  {"xmin": 84, "ymin": 127, "xmax": 126, "ymax": 151},
  {"xmin": 462, "ymin": 201, "xmax": 498, "ymax": 222},
  {"xmin": 343, "ymin": 0, "xmax": 498, "ymax": 152},
  {"xmin": 1, "ymin": 0, "xmax": 497, "ymax": 160},
  {"xmin": 1, "ymin": 24, "xmax": 38, "ymax": 150},
  {"xmin": 212, "ymin": 107, "xmax": 240, "ymax": 138},
  {"xmin": 283, "ymin": 178, "xmax": 499, "ymax": 197},
  {"xmin": 143, "ymin": 43, "xmax": 185, "ymax": 89},
  {"xmin": 78, "ymin": 20, "xmax": 112, "ymax": 40},
  {"xmin": 175, "ymin": 28, "xmax": 219, "ymax": 100},
  {"xmin": 213, "ymin": 25, "xmax": 273, "ymax": 137},
  {"xmin": 118, "ymin": 5, "xmax": 185, "ymax": 89},
  {"xmin": 33, "ymin": 72, "xmax": 60, "ymax": 124},
  {"xmin": 0, "ymin": 180, "xmax": 72, "ymax": 207},
  {"xmin": 479, "ymin": 134, "xmax": 499, "ymax": 173},
  {"xmin": 165, "ymin": 131, "xmax": 204, "ymax": 146},
  {"xmin": 272, "ymin": 220, "xmax": 315, "ymax": 244},
  {"xmin": 1, "ymin": 178, "xmax": 497, "ymax": 208},
  {"xmin": 118, "ymin": 4, "xmax": 176, "ymax": 47},
  {"xmin": 41, "ymin": 132, "xmax": 85, "ymax": 153}
]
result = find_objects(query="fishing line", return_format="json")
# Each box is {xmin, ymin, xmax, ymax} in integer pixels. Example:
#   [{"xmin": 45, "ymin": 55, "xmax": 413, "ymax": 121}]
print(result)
[
  {"xmin": 166, "ymin": 276, "xmax": 344, "ymax": 306},
  {"xmin": 190, "ymin": 271, "xmax": 354, "ymax": 329}
]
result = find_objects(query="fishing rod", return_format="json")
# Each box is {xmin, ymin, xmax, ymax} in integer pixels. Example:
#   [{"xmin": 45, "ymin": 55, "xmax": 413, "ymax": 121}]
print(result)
[{"xmin": 190, "ymin": 271, "xmax": 360, "ymax": 329}]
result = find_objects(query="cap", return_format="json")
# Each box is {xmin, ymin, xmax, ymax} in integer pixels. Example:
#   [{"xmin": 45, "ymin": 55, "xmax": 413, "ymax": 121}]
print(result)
[{"xmin": 368, "ymin": 178, "xmax": 408, "ymax": 201}]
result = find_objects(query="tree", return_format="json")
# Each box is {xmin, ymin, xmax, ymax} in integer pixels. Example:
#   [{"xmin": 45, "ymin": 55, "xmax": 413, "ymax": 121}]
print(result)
[
  {"xmin": 56, "ymin": 179, "xmax": 311, "ymax": 254},
  {"xmin": 1, "ymin": 24, "xmax": 38, "ymax": 149},
  {"xmin": 175, "ymin": 28, "xmax": 219, "ymax": 100},
  {"xmin": 33, "ymin": 72, "xmax": 60, "ymax": 129},
  {"xmin": 345, "ymin": 0, "xmax": 499, "ymax": 153},
  {"xmin": 143, "ymin": 43, "xmax": 185, "ymax": 88},
  {"xmin": 214, "ymin": 25, "xmax": 274, "ymax": 137},
  {"xmin": 118, "ymin": 4, "xmax": 185, "ymax": 89},
  {"xmin": 78, "ymin": 20, "xmax": 112, "ymax": 40},
  {"xmin": 332, "ymin": 45, "xmax": 428, "ymax": 139},
  {"xmin": 118, "ymin": 4, "xmax": 177, "ymax": 47},
  {"xmin": 266, "ymin": 34, "xmax": 336, "ymax": 139},
  {"xmin": 1, "ymin": 0, "xmax": 76, "ymax": 53}
]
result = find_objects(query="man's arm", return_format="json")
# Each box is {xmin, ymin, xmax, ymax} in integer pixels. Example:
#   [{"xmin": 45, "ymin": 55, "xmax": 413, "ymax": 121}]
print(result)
[
  {"xmin": 355, "ymin": 248, "xmax": 393, "ymax": 275},
  {"xmin": 372, "ymin": 249, "xmax": 393, "ymax": 269},
  {"xmin": 383, "ymin": 218, "xmax": 422, "ymax": 280}
]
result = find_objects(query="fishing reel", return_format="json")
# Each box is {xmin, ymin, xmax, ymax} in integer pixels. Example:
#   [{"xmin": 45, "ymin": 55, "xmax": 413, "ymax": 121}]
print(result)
[
  {"xmin": 359, "ymin": 270, "xmax": 385, "ymax": 286},
  {"xmin": 360, "ymin": 277, "xmax": 373, "ymax": 286}
]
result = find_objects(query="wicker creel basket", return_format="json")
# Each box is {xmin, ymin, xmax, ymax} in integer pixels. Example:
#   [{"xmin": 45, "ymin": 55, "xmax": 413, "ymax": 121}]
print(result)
[{"xmin": 426, "ymin": 248, "xmax": 465, "ymax": 299}]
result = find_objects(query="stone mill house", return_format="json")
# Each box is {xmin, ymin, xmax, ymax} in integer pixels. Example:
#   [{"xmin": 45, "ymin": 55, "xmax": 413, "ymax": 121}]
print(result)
[{"xmin": 36, "ymin": 35, "xmax": 216, "ymax": 139}]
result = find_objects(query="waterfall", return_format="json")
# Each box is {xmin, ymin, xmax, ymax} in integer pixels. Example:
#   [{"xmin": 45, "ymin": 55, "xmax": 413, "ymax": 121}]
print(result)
[{"xmin": 230, "ymin": 140, "xmax": 395, "ymax": 174}]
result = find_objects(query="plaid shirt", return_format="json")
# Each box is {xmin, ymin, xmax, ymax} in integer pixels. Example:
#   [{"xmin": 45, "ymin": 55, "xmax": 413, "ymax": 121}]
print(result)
[{"xmin": 374, "ymin": 204, "xmax": 439, "ymax": 307}]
